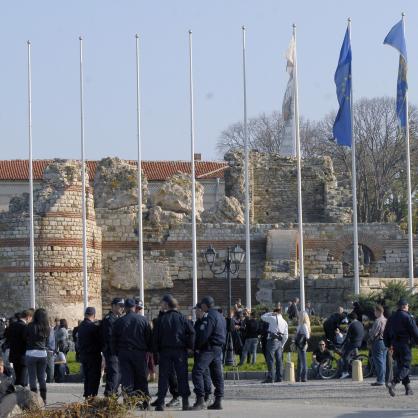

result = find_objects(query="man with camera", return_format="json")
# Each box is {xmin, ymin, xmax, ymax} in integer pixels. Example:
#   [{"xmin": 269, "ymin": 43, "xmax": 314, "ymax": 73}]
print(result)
[{"xmin": 261, "ymin": 307, "xmax": 288, "ymax": 383}]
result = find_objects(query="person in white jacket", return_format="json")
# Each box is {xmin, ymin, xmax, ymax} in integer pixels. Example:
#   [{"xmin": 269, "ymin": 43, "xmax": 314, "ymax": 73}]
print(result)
[{"xmin": 260, "ymin": 307, "xmax": 288, "ymax": 383}]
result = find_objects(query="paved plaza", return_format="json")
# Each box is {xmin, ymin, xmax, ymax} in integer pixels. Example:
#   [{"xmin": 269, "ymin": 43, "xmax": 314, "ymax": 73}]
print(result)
[{"xmin": 46, "ymin": 379, "xmax": 418, "ymax": 418}]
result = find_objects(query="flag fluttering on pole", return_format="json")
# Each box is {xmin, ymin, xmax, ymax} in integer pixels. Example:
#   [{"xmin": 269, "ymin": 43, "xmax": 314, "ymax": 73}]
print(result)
[
  {"xmin": 281, "ymin": 34, "xmax": 296, "ymax": 156},
  {"xmin": 384, "ymin": 19, "xmax": 408, "ymax": 130},
  {"xmin": 333, "ymin": 28, "xmax": 352, "ymax": 147}
]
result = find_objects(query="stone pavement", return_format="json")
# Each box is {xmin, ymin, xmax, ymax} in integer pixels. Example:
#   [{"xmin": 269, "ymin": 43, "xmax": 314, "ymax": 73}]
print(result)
[{"xmin": 46, "ymin": 379, "xmax": 418, "ymax": 418}]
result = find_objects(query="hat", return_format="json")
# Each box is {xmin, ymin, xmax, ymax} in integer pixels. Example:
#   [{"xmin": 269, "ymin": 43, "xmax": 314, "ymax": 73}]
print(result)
[
  {"xmin": 162, "ymin": 294, "xmax": 175, "ymax": 305},
  {"xmin": 111, "ymin": 297, "xmax": 125, "ymax": 306},
  {"xmin": 134, "ymin": 297, "xmax": 144, "ymax": 309},
  {"xmin": 201, "ymin": 296, "xmax": 215, "ymax": 307},
  {"xmin": 124, "ymin": 298, "xmax": 136, "ymax": 308},
  {"xmin": 193, "ymin": 302, "xmax": 202, "ymax": 309},
  {"xmin": 398, "ymin": 298, "xmax": 409, "ymax": 307},
  {"xmin": 85, "ymin": 307, "xmax": 96, "ymax": 316}
]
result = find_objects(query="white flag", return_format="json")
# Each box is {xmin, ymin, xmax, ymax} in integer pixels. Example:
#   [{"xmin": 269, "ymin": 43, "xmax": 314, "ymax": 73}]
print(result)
[{"xmin": 281, "ymin": 35, "xmax": 296, "ymax": 157}]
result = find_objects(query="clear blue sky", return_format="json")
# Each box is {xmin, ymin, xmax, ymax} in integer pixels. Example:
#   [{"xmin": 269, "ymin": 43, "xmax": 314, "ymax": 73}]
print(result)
[{"xmin": 0, "ymin": 0, "xmax": 416, "ymax": 162}]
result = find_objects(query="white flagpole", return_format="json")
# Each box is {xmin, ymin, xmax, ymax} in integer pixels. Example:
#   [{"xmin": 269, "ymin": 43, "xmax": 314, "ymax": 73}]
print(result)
[
  {"xmin": 293, "ymin": 24, "xmax": 305, "ymax": 312},
  {"xmin": 189, "ymin": 30, "xmax": 198, "ymax": 312},
  {"xmin": 348, "ymin": 18, "xmax": 360, "ymax": 296},
  {"xmin": 402, "ymin": 13, "xmax": 414, "ymax": 288},
  {"xmin": 27, "ymin": 41, "xmax": 36, "ymax": 309},
  {"xmin": 79, "ymin": 36, "xmax": 88, "ymax": 311},
  {"xmin": 242, "ymin": 26, "xmax": 251, "ymax": 310},
  {"xmin": 135, "ymin": 34, "xmax": 145, "ymax": 306}
]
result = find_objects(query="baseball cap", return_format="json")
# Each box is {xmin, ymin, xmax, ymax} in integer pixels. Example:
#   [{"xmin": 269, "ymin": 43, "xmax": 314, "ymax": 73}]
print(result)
[
  {"xmin": 134, "ymin": 297, "xmax": 144, "ymax": 309},
  {"xmin": 85, "ymin": 307, "xmax": 96, "ymax": 316},
  {"xmin": 201, "ymin": 296, "xmax": 215, "ymax": 307},
  {"xmin": 124, "ymin": 298, "xmax": 136, "ymax": 308},
  {"xmin": 398, "ymin": 298, "xmax": 409, "ymax": 307}
]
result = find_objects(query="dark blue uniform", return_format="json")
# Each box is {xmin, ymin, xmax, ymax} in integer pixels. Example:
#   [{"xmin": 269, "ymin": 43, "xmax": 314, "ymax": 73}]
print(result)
[
  {"xmin": 384, "ymin": 309, "xmax": 418, "ymax": 386},
  {"xmin": 194, "ymin": 316, "xmax": 212, "ymax": 399},
  {"xmin": 112, "ymin": 312, "xmax": 151, "ymax": 398},
  {"xmin": 77, "ymin": 318, "xmax": 102, "ymax": 398},
  {"xmin": 102, "ymin": 311, "xmax": 120, "ymax": 396},
  {"xmin": 192, "ymin": 308, "xmax": 226, "ymax": 399},
  {"xmin": 153, "ymin": 310, "xmax": 195, "ymax": 406}
]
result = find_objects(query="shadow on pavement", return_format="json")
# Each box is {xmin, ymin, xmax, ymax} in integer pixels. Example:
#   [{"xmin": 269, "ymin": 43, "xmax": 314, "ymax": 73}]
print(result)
[{"xmin": 337, "ymin": 410, "xmax": 418, "ymax": 418}]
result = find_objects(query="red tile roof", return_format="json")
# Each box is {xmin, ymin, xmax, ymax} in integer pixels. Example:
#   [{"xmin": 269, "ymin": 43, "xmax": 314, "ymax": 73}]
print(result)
[{"xmin": 0, "ymin": 160, "xmax": 227, "ymax": 182}]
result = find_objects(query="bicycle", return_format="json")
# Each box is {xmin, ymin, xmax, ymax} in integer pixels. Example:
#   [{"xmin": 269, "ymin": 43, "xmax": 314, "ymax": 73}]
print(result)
[{"xmin": 318, "ymin": 340, "xmax": 373, "ymax": 379}]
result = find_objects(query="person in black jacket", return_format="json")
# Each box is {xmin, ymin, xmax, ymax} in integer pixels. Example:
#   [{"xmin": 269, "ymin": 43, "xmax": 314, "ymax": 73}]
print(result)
[
  {"xmin": 101, "ymin": 297, "xmax": 124, "ymax": 396},
  {"xmin": 152, "ymin": 295, "xmax": 194, "ymax": 411},
  {"xmin": 112, "ymin": 298, "xmax": 151, "ymax": 408},
  {"xmin": 384, "ymin": 298, "xmax": 418, "ymax": 396},
  {"xmin": 340, "ymin": 313, "xmax": 364, "ymax": 379},
  {"xmin": 77, "ymin": 307, "xmax": 102, "ymax": 398},
  {"xmin": 23, "ymin": 308, "xmax": 54, "ymax": 403},
  {"xmin": 239, "ymin": 311, "xmax": 259, "ymax": 366},
  {"xmin": 5, "ymin": 309, "xmax": 33, "ymax": 387},
  {"xmin": 192, "ymin": 296, "xmax": 226, "ymax": 411}
]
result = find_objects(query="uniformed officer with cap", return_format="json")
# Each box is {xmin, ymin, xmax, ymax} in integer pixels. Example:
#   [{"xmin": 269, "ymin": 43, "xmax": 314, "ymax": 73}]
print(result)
[
  {"xmin": 102, "ymin": 297, "xmax": 124, "ymax": 396},
  {"xmin": 112, "ymin": 298, "xmax": 152, "ymax": 408},
  {"xmin": 384, "ymin": 297, "xmax": 418, "ymax": 396},
  {"xmin": 134, "ymin": 297, "xmax": 144, "ymax": 315},
  {"xmin": 193, "ymin": 302, "xmax": 212, "ymax": 403},
  {"xmin": 192, "ymin": 296, "xmax": 226, "ymax": 410},
  {"xmin": 152, "ymin": 294, "xmax": 195, "ymax": 411},
  {"xmin": 78, "ymin": 307, "xmax": 102, "ymax": 398}
]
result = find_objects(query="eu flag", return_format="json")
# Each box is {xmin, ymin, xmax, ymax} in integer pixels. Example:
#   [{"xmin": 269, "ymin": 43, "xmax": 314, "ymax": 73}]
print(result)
[
  {"xmin": 384, "ymin": 19, "xmax": 408, "ymax": 130},
  {"xmin": 333, "ymin": 27, "xmax": 352, "ymax": 147}
]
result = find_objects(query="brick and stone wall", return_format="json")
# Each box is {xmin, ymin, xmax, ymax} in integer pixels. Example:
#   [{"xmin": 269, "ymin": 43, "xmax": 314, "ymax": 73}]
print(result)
[{"xmin": 0, "ymin": 160, "xmax": 102, "ymax": 325}]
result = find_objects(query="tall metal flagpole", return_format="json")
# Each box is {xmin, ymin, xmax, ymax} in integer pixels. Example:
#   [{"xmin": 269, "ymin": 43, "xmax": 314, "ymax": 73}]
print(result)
[
  {"xmin": 242, "ymin": 26, "xmax": 251, "ymax": 310},
  {"xmin": 189, "ymin": 30, "xmax": 198, "ymax": 312},
  {"xmin": 27, "ymin": 41, "xmax": 36, "ymax": 309},
  {"xmin": 402, "ymin": 13, "xmax": 414, "ymax": 288},
  {"xmin": 293, "ymin": 24, "xmax": 305, "ymax": 312},
  {"xmin": 79, "ymin": 36, "xmax": 88, "ymax": 311},
  {"xmin": 135, "ymin": 34, "xmax": 145, "ymax": 307},
  {"xmin": 348, "ymin": 19, "xmax": 360, "ymax": 295}
]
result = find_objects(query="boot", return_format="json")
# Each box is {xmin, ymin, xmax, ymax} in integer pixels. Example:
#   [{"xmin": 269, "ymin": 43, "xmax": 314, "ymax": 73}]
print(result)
[
  {"xmin": 192, "ymin": 396, "xmax": 205, "ymax": 411},
  {"xmin": 388, "ymin": 382, "xmax": 397, "ymax": 397},
  {"xmin": 182, "ymin": 397, "xmax": 190, "ymax": 411},
  {"xmin": 405, "ymin": 384, "xmax": 414, "ymax": 396},
  {"xmin": 207, "ymin": 397, "xmax": 223, "ymax": 410},
  {"xmin": 40, "ymin": 389, "xmax": 47, "ymax": 404},
  {"xmin": 204, "ymin": 393, "xmax": 211, "ymax": 403},
  {"xmin": 166, "ymin": 396, "xmax": 180, "ymax": 407}
]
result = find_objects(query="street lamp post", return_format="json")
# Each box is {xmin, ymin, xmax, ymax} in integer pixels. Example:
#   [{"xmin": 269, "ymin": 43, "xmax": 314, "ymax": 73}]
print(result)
[{"xmin": 204, "ymin": 244, "xmax": 245, "ymax": 310}]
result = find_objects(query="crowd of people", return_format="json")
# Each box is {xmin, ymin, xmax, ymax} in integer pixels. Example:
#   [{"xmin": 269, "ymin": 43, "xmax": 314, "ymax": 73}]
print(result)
[{"xmin": 1, "ymin": 294, "xmax": 418, "ymax": 411}]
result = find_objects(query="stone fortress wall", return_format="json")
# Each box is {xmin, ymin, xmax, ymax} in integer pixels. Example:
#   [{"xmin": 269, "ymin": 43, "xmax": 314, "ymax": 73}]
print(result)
[{"xmin": 0, "ymin": 151, "xmax": 416, "ymax": 323}]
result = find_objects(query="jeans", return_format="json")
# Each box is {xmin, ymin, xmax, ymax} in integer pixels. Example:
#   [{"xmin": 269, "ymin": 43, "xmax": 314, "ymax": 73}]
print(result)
[
  {"xmin": 371, "ymin": 340, "xmax": 387, "ymax": 384},
  {"xmin": 296, "ymin": 347, "xmax": 307, "ymax": 381},
  {"xmin": 239, "ymin": 338, "xmax": 258, "ymax": 365},
  {"xmin": 46, "ymin": 351, "xmax": 55, "ymax": 383},
  {"xmin": 265, "ymin": 339, "xmax": 283, "ymax": 381},
  {"xmin": 341, "ymin": 344, "xmax": 357, "ymax": 373},
  {"xmin": 26, "ymin": 356, "xmax": 47, "ymax": 393}
]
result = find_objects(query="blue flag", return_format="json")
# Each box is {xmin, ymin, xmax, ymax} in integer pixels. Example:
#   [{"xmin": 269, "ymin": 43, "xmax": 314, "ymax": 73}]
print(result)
[
  {"xmin": 384, "ymin": 19, "xmax": 408, "ymax": 130},
  {"xmin": 333, "ymin": 27, "xmax": 352, "ymax": 147}
]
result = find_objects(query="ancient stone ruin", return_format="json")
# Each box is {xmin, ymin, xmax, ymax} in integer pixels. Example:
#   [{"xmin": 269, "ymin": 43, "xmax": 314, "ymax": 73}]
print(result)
[{"xmin": 0, "ymin": 152, "xmax": 416, "ymax": 322}]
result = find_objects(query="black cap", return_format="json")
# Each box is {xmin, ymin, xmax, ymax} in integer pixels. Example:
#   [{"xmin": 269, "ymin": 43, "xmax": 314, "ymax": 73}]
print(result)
[
  {"xmin": 124, "ymin": 298, "xmax": 136, "ymax": 308},
  {"xmin": 111, "ymin": 298, "xmax": 125, "ymax": 306},
  {"xmin": 193, "ymin": 302, "xmax": 202, "ymax": 309},
  {"xmin": 162, "ymin": 294, "xmax": 174, "ymax": 304},
  {"xmin": 398, "ymin": 298, "xmax": 409, "ymax": 307},
  {"xmin": 85, "ymin": 307, "xmax": 96, "ymax": 316},
  {"xmin": 201, "ymin": 296, "xmax": 215, "ymax": 307}
]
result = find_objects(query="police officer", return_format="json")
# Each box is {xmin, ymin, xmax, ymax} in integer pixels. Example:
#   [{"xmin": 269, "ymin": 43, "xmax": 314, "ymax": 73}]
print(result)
[
  {"xmin": 77, "ymin": 307, "xmax": 102, "ymax": 398},
  {"xmin": 152, "ymin": 294, "xmax": 195, "ymax": 411},
  {"xmin": 102, "ymin": 297, "xmax": 124, "ymax": 396},
  {"xmin": 192, "ymin": 296, "xmax": 226, "ymax": 411},
  {"xmin": 384, "ymin": 298, "xmax": 418, "ymax": 396},
  {"xmin": 112, "ymin": 298, "xmax": 151, "ymax": 408},
  {"xmin": 193, "ymin": 303, "xmax": 212, "ymax": 403}
]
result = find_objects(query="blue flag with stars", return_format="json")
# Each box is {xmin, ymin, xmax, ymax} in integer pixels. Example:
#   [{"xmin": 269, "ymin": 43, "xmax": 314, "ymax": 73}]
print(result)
[
  {"xmin": 333, "ymin": 27, "xmax": 352, "ymax": 147},
  {"xmin": 384, "ymin": 19, "xmax": 408, "ymax": 130}
]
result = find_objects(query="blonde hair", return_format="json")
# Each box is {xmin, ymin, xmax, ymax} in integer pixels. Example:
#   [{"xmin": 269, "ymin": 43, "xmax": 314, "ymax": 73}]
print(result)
[{"xmin": 299, "ymin": 311, "xmax": 311, "ymax": 335}]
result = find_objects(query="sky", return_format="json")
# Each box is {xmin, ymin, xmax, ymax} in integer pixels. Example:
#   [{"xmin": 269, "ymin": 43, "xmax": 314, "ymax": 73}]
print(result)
[{"xmin": 0, "ymin": 0, "xmax": 417, "ymax": 162}]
